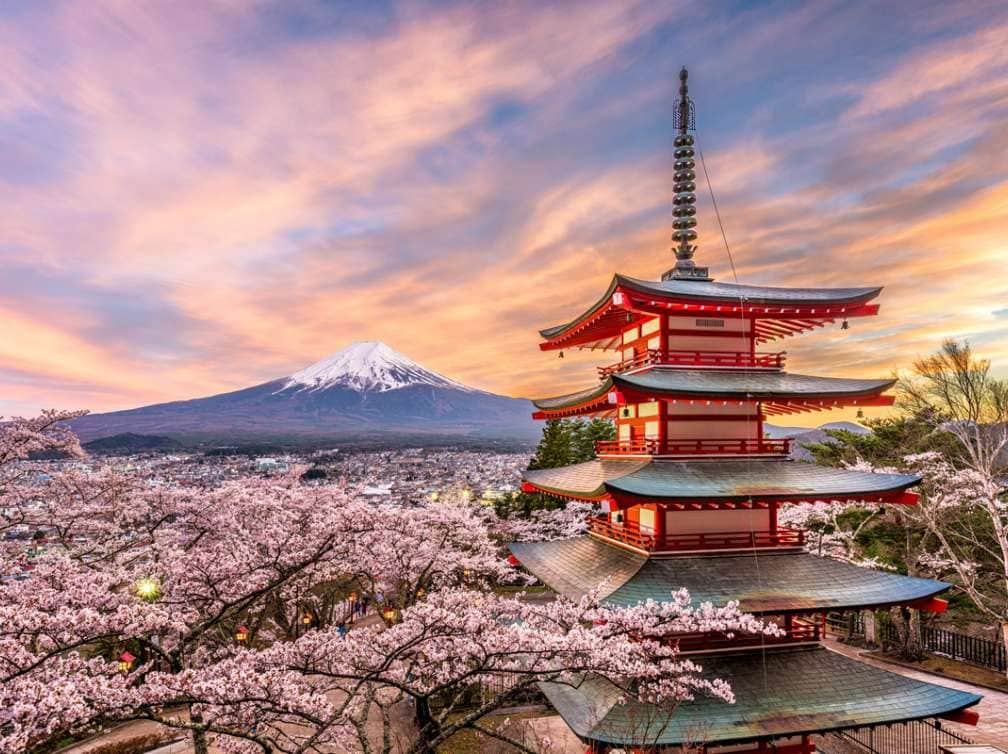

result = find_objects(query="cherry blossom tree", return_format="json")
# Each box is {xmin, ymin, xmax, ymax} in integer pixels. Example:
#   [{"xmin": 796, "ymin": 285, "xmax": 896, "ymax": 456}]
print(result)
[
  {"xmin": 0, "ymin": 414, "xmax": 775, "ymax": 753},
  {"xmin": 902, "ymin": 451, "xmax": 1008, "ymax": 676}
]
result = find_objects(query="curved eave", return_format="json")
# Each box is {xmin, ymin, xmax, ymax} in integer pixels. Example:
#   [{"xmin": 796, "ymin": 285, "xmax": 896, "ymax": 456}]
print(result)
[
  {"xmin": 531, "ymin": 378, "xmax": 615, "ymax": 418},
  {"xmin": 521, "ymin": 459, "xmax": 921, "ymax": 505},
  {"xmin": 538, "ymin": 274, "xmax": 883, "ymax": 349},
  {"xmin": 604, "ymin": 473, "xmax": 923, "ymax": 504},
  {"xmin": 613, "ymin": 372, "xmax": 897, "ymax": 401},
  {"xmin": 521, "ymin": 459, "xmax": 648, "ymax": 501},
  {"xmin": 531, "ymin": 371, "xmax": 896, "ymax": 419},
  {"xmin": 540, "ymin": 646, "xmax": 980, "ymax": 748},
  {"xmin": 509, "ymin": 538, "xmax": 949, "ymax": 614}
]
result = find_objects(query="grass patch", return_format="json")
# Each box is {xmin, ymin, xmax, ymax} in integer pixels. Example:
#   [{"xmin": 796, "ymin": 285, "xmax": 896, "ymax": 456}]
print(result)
[{"xmin": 865, "ymin": 650, "xmax": 1008, "ymax": 692}]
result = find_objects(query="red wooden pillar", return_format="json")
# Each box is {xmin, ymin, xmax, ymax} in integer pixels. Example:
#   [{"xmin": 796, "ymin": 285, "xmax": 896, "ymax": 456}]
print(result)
[
  {"xmin": 659, "ymin": 311, "xmax": 669, "ymax": 361},
  {"xmin": 653, "ymin": 503, "xmax": 666, "ymax": 550},
  {"xmin": 657, "ymin": 399, "xmax": 668, "ymax": 455},
  {"xmin": 769, "ymin": 500, "xmax": 778, "ymax": 534}
]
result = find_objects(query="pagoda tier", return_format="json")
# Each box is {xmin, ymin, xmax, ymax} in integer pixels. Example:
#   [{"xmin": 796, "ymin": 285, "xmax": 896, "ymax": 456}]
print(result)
[
  {"xmin": 521, "ymin": 458, "xmax": 920, "ymax": 507},
  {"xmin": 539, "ymin": 274, "xmax": 882, "ymax": 350},
  {"xmin": 508, "ymin": 537, "xmax": 948, "ymax": 614},
  {"xmin": 540, "ymin": 646, "xmax": 981, "ymax": 753},
  {"xmin": 532, "ymin": 370, "xmax": 895, "ymax": 421}
]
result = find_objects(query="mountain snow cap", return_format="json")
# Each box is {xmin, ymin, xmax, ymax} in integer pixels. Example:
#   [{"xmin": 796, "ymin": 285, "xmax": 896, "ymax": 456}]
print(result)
[{"xmin": 283, "ymin": 341, "xmax": 474, "ymax": 393}]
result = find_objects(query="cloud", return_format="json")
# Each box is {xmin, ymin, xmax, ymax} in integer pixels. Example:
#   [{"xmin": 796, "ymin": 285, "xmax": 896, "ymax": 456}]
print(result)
[{"xmin": 0, "ymin": 0, "xmax": 1006, "ymax": 426}]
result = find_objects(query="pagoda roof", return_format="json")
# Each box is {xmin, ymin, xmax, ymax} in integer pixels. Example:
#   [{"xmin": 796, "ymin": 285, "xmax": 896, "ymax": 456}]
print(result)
[
  {"xmin": 521, "ymin": 458, "xmax": 920, "ymax": 503},
  {"xmin": 540, "ymin": 645, "xmax": 980, "ymax": 748},
  {"xmin": 539, "ymin": 274, "xmax": 883, "ymax": 349},
  {"xmin": 508, "ymin": 537, "xmax": 948, "ymax": 613},
  {"xmin": 532, "ymin": 370, "xmax": 895, "ymax": 416}
]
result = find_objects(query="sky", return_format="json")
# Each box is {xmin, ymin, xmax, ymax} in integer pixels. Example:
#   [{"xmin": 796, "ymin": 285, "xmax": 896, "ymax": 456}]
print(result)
[{"xmin": 1, "ymin": 0, "xmax": 1006, "ymax": 427}]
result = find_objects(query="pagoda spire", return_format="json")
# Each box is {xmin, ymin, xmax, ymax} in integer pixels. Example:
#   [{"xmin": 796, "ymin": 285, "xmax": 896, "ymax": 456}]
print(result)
[{"xmin": 662, "ymin": 67, "xmax": 710, "ymax": 282}]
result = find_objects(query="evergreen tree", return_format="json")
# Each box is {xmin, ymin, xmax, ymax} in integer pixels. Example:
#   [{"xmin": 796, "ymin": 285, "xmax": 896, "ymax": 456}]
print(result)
[
  {"xmin": 527, "ymin": 419, "xmax": 573, "ymax": 470},
  {"xmin": 508, "ymin": 418, "xmax": 616, "ymax": 518}
]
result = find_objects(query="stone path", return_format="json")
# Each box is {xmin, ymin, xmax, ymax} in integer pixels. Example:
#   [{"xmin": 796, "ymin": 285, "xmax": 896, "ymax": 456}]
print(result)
[{"xmin": 824, "ymin": 637, "xmax": 1008, "ymax": 749}]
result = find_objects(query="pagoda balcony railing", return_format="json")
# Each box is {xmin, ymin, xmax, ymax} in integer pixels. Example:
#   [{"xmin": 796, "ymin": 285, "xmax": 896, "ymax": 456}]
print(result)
[
  {"xmin": 587, "ymin": 517, "xmax": 806, "ymax": 553},
  {"xmin": 597, "ymin": 349, "xmax": 785, "ymax": 377},
  {"xmin": 594, "ymin": 437, "xmax": 792, "ymax": 457},
  {"xmin": 674, "ymin": 618, "xmax": 821, "ymax": 653}
]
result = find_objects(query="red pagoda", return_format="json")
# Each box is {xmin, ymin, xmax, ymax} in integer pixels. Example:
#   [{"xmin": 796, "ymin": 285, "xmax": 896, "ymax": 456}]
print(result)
[{"xmin": 510, "ymin": 69, "xmax": 982, "ymax": 754}]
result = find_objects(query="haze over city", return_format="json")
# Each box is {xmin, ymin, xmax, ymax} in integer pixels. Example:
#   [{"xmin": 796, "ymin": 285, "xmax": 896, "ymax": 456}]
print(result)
[{"xmin": 2, "ymin": 0, "xmax": 1006, "ymax": 426}]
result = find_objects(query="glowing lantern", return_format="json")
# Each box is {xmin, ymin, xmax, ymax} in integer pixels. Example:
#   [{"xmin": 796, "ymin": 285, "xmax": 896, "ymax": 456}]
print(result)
[
  {"xmin": 382, "ymin": 607, "xmax": 398, "ymax": 623},
  {"xmin": 118, "ymin": 651, "xmax": 135, "ymax": 673},
  {"xmin": 302, "ymin": 613, "xmax": 312, "ymax": 625},
  {"xmin": 135, "ymin": 577, "xmax": 160, "ymax": 601},
  {"xmin": 235, "ymin": 625, "xmax": 249, "ymax": 643}
]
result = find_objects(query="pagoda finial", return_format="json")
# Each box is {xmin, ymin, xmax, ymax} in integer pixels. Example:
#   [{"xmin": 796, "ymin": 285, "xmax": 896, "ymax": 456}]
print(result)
[{"xmin": 662, "ymin": 67, "xmax": 710, "ymax": 282}]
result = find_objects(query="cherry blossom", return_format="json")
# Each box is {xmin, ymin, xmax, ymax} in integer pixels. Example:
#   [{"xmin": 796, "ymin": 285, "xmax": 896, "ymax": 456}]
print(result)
[{"xmin": 0, "ymin": 414, "xmax": 775, "ymax": 753}]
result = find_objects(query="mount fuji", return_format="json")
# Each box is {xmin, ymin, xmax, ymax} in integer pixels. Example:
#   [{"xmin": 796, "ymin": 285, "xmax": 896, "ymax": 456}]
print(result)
[{"xmin": 71, "ymin": 342, "xmax": 538, "ymax": 446}]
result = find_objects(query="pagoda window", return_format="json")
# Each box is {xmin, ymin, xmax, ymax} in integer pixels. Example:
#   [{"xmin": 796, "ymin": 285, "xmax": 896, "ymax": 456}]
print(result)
[
  {"xmin": 665, "ymin": 507, "xmax": 771, "ymax": 535},
  {"xmin": 637, "ymin": 402, "xmax": 659, "ymax": 418},
  {"xmin": 666, "ymin": 314, "xmax": 751, "ymax": 353},
  {"xmin": 640, "ymin": 317, "xmax": 661, "ymax": 337},
  {"xmin": 638, "ymin": 507, "xmax": 656, "ymax": 535},
  {"xmin": 667, "ymin": 418, "xmax": 755, "ymax": 440}
]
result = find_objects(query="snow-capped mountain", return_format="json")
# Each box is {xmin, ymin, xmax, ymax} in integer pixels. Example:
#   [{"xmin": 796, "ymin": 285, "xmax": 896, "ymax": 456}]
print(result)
[
  {"xmin": 72, "ymin": 342, "xmax": 537, "ymax": 445},
  {"xmin": 282, "ymin": 342, "xmax": 473, "ymax": 393}
]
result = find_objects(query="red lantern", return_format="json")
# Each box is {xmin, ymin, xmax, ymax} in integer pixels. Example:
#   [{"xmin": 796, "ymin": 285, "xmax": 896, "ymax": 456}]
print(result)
[{"xmin": 118, "ymin": 651, "xmax": 136, "ymax": 673}]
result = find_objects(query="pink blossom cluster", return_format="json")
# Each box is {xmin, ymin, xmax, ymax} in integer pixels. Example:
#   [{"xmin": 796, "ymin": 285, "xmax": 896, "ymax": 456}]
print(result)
[{"xmin": 0, "ymin": 413, "xmax": 774, "ymax": 754}]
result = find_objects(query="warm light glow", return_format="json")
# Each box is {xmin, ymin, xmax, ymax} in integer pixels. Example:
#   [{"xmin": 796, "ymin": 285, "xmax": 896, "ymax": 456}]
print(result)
[
  {"xmin": 0, "ymin": 4, "xmax": 1003, "ymax": 421},
  {"xmin": 118, "ymin": 651, "xmax": 135, "ymax": 673},
  {"xmin": 135, "ymin": 578, "xmax": 160, "ymax": 601}
]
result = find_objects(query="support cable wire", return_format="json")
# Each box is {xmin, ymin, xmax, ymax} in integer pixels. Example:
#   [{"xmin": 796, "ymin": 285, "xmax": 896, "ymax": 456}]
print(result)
[{"xmin": 696, "ymin": 139, "xmax": 771, "ymax": 696}]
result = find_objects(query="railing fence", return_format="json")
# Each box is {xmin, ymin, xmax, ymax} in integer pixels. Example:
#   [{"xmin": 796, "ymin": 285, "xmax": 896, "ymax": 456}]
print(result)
[
  {"xmin": 826, "ymin": 609, "xmax": 1006, "ymax": 674},
  {"xmin": 877, "ymin": 617, "xmax": 1007, "ymax": 674},
  {"xmin": 817, "ymin": 718, "xmax": 974, "ymax": 754}
]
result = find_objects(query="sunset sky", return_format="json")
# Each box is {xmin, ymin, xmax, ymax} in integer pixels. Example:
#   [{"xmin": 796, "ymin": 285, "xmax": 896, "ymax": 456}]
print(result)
[{"xmin": 2, "ymin": 0, "xmax": 1006, "ymax": 426}]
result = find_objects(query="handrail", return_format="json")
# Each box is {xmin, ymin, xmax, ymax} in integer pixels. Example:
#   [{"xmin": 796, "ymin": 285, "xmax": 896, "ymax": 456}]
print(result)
[
  {"xmin": 675, "ymin": 619, "xmax": 820, "ymax": 653},
  {"xmin": 594, "ymin": 438, "xmax": 792, "ymax": 457},
  {"xmin": 588, "ymin": 518, "xmax": 806, "ymax": 552},
  {"xmin": 598, "ymin": 349, "xmax": 785, "ymax": 377}
]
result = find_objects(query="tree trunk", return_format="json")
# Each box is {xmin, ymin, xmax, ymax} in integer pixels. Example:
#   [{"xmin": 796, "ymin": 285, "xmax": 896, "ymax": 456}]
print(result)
[
  {"xmin": 1002, "ymin": 620, "xmax": 1008, "ymax": 681},
  {"xmin": 190, "ymin": 707, "xmax": 210, "ymax": 754},
  {"xmin": 863, "ymin": 609, "xmax": 876, "ymax": 647},
  {"xmin": 892, "ymin": 607, "xmax": 924, "ymax": 661},
  {"xmin": 411, "ymin": 697, "xmax": 437, "ymax": 754}
]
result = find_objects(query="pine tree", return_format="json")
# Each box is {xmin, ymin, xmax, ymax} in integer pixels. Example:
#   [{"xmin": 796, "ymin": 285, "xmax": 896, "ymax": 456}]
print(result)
[{"xmin": 527, "ymin": 419, "xmax": 573, "ymax": 470}]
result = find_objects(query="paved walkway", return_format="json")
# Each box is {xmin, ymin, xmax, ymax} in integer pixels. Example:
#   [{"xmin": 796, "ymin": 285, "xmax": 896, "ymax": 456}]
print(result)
[{"xmin": 824, "ymin": 637, "xmax": 1008, "ymax": 749}]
